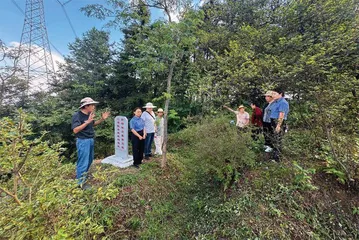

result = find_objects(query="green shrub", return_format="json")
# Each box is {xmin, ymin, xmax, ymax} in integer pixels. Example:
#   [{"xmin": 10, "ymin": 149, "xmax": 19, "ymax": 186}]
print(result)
[
  {"xmin": 0, "ymin": 111, "xmax": 120, "ymax": 239},
  {"xmin": 177, "ymin": 117, "xmax": 256, "ymax": 191}
]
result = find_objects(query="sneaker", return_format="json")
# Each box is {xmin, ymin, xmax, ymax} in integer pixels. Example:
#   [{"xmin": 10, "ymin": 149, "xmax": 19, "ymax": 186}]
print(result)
[
  {"xmin": 80, "ymin": 183, "xmax": 92, "ymax": 190},
  {"xmin": 265, "ymin": 146, "xmax": 273, "ymax": 153}
]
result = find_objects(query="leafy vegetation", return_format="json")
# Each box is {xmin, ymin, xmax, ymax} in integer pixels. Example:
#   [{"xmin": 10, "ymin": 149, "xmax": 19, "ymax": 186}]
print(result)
[{"xmin": 1, "ymin": 0, "xmax": 359, "ymax": 238}]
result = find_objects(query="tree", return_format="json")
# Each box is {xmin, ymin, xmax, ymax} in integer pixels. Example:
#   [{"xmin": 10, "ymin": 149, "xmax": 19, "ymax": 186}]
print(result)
[
  {"xmin": 56, "ymin": 28, "xmax": 115, "ymax": 105},
  {"xmin": 82, "ymin": 0, "xmax": 200, "ymax": 167},
  {"xmin": 0, "ymin": 40, "xmax": 28, "ymax": 116}
]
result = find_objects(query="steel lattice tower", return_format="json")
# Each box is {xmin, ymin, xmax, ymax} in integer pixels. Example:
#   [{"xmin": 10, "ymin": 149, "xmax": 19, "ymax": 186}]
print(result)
[{"xmin": 18, "ymin": 0, "xmax": 55, "ymax": 90}]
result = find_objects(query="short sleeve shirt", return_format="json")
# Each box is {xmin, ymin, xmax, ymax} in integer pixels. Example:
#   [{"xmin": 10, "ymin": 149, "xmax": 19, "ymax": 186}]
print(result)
[
  {"xmin": 269, "ymin": 97, "xmax": 289, "ymax": 120},
  {"xmin": 155, "ymin": 117, "xmax": 164, "ymax": 136},
  {"xmin": 141, "ymin": 111, "xmax": 156, "ymax": 133},
  {"xmin": 130, "ymin": 117, "xmax": 145, "ymax": 132},
  {"xmin": 235, "ymin": 111, "xmax": 250, "ymax": 128},
  {"xmin": 263, "ymin": 102, "xmax": 273, "ymax": 123},
  {"xmin": 71, "ymin": 111, "xmax": 95, "ymax": 139}
]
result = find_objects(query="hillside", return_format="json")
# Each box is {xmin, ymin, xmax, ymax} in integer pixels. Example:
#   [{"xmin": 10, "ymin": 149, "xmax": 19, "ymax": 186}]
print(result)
[{"xmin": 1, "ymin": 117, "xmax": 358, "ymax": 239}]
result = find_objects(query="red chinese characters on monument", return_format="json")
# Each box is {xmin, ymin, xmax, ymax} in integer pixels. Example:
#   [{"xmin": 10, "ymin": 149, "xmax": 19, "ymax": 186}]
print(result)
[{"xmin": 116, "ymin": 118, "xmax": 126, "ymax": 150}]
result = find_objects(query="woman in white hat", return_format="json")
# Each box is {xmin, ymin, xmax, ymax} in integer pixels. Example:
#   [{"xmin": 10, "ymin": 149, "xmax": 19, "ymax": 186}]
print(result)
[
  {"xmin": 223, "ymin": 104, "xmax": 250, "ymax": 130},
  {"xmin": 141, "ymin": 102, "xmax": 157, "ymax": 160},
  {"xmin": 154, "ymin": 108, "xmax": 164, "ymax": 155}
]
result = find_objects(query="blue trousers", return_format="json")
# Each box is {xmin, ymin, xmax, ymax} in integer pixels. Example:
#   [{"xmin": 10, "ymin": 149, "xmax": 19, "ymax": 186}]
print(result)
[
  {"xmin": 76, "ymin": 138, "xmax": 94, "ymax": 184},
  {"xmin": 144, "ymin": 132, "xmax": 154, "ymax": 157}
]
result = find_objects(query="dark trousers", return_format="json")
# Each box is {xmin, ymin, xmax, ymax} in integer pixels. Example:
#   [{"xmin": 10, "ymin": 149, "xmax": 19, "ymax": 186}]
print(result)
[
  {"xmin": 251, "ymin": 127, "xmax": 262, "ymax": 141},
  {"xmin": 236, "ymin": 126, "xmax": 248, "ymax": 134},
  {"xmin": 263, "ymin": 122, "xmax": 273, "ymax": 147},
  {"xmin": 144, "ymin": 132, "xmax": 155, "ymax": 157},
  {"xmin": 132, "ymin": 130, "xmax": 144, "ymax": 165},
  {"xmin": 270, "ymin": 119, "xmax": 286, "ymax": 161}
]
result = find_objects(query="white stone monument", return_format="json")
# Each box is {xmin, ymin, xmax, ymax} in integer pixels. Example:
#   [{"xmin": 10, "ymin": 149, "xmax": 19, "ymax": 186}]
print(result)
[{"xmin": 102, "ymin": 116, "xmax": 133, "ymax": 168}]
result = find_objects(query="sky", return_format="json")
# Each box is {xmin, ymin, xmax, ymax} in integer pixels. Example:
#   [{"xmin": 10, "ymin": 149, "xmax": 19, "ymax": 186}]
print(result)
[
  {"xmin": 1, "ymin": 0, "xmax": 200, "ymax": 58},
  {"xmin": 0, "ymin": 0, "xmax": 190, "ymax": 91},
  {"xmin": 1, "ymin": 0, "xmax": 125, "ymax": 58}
]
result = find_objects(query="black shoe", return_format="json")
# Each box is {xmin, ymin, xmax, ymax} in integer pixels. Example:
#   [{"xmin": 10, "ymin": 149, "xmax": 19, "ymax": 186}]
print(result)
[
  {"xmin": 149, "ymin": 153, "xmax": 153, "ymax": 157},
  {"xmin": 132, "ymin": 164, "xmax": 140, "ymax": 169},
  {"xmin": 144, "ymin": 156, "xmax": 150, "ymax": 160},
  {"xmin": 80, "ymin": 183, "xmax": 92, "ymax": 190}
]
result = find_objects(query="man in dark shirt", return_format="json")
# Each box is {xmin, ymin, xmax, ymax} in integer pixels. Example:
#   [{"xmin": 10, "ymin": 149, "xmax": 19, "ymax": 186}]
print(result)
[{"xmin": 71, "ymin": 97, "xmax": 110, "ymax": 189}]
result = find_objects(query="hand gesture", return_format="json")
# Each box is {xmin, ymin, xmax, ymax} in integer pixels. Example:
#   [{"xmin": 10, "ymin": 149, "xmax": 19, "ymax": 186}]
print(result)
[
  {"xmin": 143, "ymin": 134, "xmax": 146, "ymax": 139},
  {"xmin": 86, "ymin": 112, "xmax": 95, "ymax": 124},
  {"xmin": 101, "ymin": 111, "xmax": 110, "ymax": 120},
  {"xmin": 138, "ymin": 136, "xmax": 143, "ymax": 140},
  {"xmin": 275, "ymin": 125, "xmax": 281, "ymax": 133}
]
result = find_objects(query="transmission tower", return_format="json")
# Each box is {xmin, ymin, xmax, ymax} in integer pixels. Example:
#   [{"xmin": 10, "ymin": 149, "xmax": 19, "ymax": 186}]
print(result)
[{"xmin": 18, "ymin": 0, "xmax": 55, "ymax": 91}]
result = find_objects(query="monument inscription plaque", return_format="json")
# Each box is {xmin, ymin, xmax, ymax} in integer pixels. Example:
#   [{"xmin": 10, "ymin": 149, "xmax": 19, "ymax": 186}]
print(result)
[{"xmin": 102, "ymin": 116, "xmax": 133, "ymax": 168}]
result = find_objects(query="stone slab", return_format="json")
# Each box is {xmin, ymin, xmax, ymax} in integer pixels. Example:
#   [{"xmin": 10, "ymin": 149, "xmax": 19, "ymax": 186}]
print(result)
[{"xmin": 102, "ymin": 155, "xmax": 133, "ymax": 168}]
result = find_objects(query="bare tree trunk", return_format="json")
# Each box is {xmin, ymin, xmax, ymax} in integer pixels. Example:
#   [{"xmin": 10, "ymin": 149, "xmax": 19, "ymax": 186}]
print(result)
[{"xmin": 161, "ymin": 59, "xmax": 176, "ymax": 168}]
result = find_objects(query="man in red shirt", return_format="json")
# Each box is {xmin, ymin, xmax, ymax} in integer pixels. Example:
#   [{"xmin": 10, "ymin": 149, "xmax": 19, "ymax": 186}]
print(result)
[{"xmin": 250, "ymin": 102, "xmax": 263, "ymax": 140}]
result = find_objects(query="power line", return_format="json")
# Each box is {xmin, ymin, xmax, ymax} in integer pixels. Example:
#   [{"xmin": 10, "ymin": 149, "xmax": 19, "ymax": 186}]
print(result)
[
  {"xmin": 55, "ymin": 0, "xmax": 78, "ymax": 38},
  {"xmin": 9, "ymin": 0, "xmax": 65, "ymax": 57},
  {"xmin": 62, "ymin": 0, "xmax": 73, "ymax": 6},
  {"xmin": 10, "ymin": 0, "xmax": 25, "ymax": 15},
  {"xmin": 50, "ymin": 42, "xmax": 64, "ymax": 57}
]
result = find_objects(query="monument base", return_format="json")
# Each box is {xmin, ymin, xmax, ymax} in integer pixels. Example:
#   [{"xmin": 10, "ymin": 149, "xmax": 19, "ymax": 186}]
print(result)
[{"xmin": 102, "ymin": 155, "xmax": 133, "ymax": 168}]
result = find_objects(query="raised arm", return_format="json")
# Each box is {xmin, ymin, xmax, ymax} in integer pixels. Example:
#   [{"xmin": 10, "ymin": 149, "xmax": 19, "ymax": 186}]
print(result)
[
  {"xmin": 94, "ymin": 111, "xmax": 110, "ymax": 126},
  {"xmin": 223, "ymin": 105, "xmax": 236, "ymax": 113}
]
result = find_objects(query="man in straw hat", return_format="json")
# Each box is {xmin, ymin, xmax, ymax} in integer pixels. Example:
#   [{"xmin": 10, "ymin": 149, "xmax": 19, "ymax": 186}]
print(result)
[
  {"xmin": 141, "ymin": 102, "xmax": 157, "ymax": 160},
  {"xmin": 223, "ymin": 104, "xmax": 250, "ymax": 131},
  {"xmin": 71, "ymin": 97, "xmax": 110, "ymax": 189},
  {"xmin": 262, "ymin": 91, "xmax": 275, "ymax": 153}
]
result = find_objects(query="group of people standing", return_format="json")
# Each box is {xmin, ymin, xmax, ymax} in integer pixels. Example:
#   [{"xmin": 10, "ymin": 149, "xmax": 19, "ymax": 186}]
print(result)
[
  {"xmin": 129, "ymin": 102, "xmax": 164, "ymax": 168},
  {"xmin": 71, "ymin": 99, "xmax": 164, "ymax": 189},
  {"xmin": 71, "ymin": 89, "xmax": 288, "ymax": 189},
  {"xmin": 224, "ymin": 88, "xmax": 290, "ymax": 162}
]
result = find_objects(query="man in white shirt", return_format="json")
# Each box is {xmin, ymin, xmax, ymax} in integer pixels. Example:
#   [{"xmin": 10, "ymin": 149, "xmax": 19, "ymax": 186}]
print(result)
[{"xmin": 141, "ymin": 102, "xmax": 156, "ymax": 160}]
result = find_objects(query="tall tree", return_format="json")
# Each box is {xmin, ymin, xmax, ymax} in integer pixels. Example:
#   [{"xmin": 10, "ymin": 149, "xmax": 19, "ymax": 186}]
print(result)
[
  {"xmin": 56, "ymin": 28, "xmax": 114, "ymax": 106},
  {"xmin": 0, "ymin": 40, "xmax": 28, "ymax": 117},
  {"xmin": 82, "ymin": 0, "xmax": 199, "ymax": 167}
]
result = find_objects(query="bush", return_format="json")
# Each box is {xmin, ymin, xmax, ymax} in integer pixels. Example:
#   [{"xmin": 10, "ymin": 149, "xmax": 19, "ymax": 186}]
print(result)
[
  {"xmin": 177, "ymin": 117, "xmax": 256, "ymax": 191},
  {"xmin": 0, "ymin": 111, "xmax": 119, "ymax": 239}
]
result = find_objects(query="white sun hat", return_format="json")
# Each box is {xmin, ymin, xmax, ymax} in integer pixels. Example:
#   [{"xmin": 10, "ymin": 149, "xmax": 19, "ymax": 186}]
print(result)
[
  {"xmin": 143, "ymin": 102, "xmax": 157, "ymax": 108},
  {"xmin": 79, "ymin": 97, "xmax": 99, "ymax": 108}
]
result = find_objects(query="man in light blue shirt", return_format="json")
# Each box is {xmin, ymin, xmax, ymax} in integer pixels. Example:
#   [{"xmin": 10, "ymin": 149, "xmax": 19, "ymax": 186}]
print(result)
[{"xmin": 269, "ymin": 88, "xmax": 289, "ymax": 161}]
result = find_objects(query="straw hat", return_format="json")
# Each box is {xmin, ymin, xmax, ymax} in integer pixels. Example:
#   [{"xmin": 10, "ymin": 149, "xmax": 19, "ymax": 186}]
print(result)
[
  {"xmin": 143, "ymin": 102, "xmax": 157, "ymax": 108},
  {"xmin": 238, "ymin": 105, "xmax": 245, "ymax": 109},
  {"xmin": 79, "ymin": 97, "xmax": 99, "ymax": 108},
  {"xmin": 157, "ymin": 108, "xmax": 164, "ymax": 113},
  {"xmin": 264, "ymin": 91, "xmax": 274, "ymax": 97}
]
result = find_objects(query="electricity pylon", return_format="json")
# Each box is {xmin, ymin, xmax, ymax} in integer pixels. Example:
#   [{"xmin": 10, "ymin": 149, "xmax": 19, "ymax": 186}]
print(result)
[{"xmin": 18, "ymin": 0, "xmax": 55, "ymax": 91}]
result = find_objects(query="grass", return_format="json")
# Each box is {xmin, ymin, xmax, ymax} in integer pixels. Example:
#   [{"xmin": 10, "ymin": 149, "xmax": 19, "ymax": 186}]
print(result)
[{"xmin": 67, "ymin": 124, "xmax": 359, "ymax": 239}]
